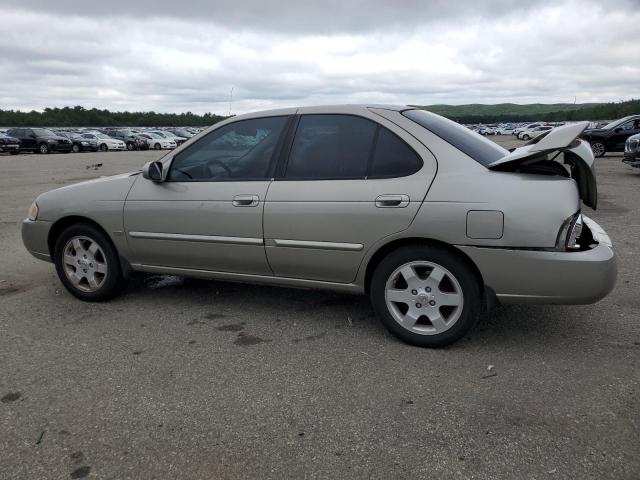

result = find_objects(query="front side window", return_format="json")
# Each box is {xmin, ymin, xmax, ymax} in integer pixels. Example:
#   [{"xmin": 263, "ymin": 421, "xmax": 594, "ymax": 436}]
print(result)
[
  {"xmin": 285, "ymin": 115, "xmax": 376, "ymax": 179},
  {"xmin": 168, "ymin": 116, "xmax": 288, "ymax": 181}
]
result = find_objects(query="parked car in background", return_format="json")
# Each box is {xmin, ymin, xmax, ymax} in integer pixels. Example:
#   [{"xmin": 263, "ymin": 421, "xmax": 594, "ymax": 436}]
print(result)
[
  {"xmin": 105, "ymin": 129, "xmax": 149, "ymax": 150},
  {"xmin": 156, "ymin": 130, "xmax": 188, "ymax": 145},
  {"xmin": 623, "ymin": 133, "xmax": 640, "ymax": 168},
  {"xmin": 474, "ymin": 126, "xmax": 495, "ymax": 136},
  {"xmin": 495, "ymin": 125, "xmax": 515, "ymax": 135},
  {"xmin": 581, "ymin": 115, "xmax": 640, "ymax": 158},
  {"xmin": 7, "ymin": 128, "xmax": 73, "ymax": 154},
  {"xmin": 21, "ymin": 105, "xmax": 615, "ymax": 348},
  {"xmin": 169, "ymin": 128, "xmax": 195, "ymax": 139},
  {"xmin": 80, "ymin": 132, "xmax": 127, "ymax": 152},
  {"xmin": 0, "ymin": 132, "xmax": 21, "ymax": 154},
  {"xmin": 138, "ymin": 132, "xmax": 177, "ymax": 150},
  {"xmin": 519, "ymin": 125, "xmax": 554, "ymax": 140},
  {"xmin": 57, "ymin": 132, "xmax": 99, "ymax": 153},
  {"xmin": 513, "ymin": 123, "xmax": 542, "ymax": 137}
]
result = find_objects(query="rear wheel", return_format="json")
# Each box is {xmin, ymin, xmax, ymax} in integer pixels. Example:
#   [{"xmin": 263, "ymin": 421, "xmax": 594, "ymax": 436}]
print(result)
[
  {"xmin": 370, "ymin": 245, "xmax": 482, "ymax": 348},
  {"xmin": 53, "ymin": 223, "xmax": 125, "ymax": 301},
  {"xmin": 591, "ymin": 141, "xmax": 606, "ymax": 158},
  {"xmin": 39, "ymin": 143, "xmax": 49, "ymax": 154}
]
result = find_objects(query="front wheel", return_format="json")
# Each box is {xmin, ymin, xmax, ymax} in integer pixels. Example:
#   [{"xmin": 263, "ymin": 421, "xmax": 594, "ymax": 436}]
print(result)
[
  {"xmin": 72, "ymin": 144, "xmax": 81, "ymax": 153},
  {"xmin": 126, "ymin": 142, "xmax": 135, "ymax": 151},
  {"xmin": 154, "ymin": 143, "xmax": 161, "ymax": 150},
  {"xmin": 99, "ymin": 143, "xmax": 108, "ymax": 152},
  {"xmin": 522, "ymin": 134, "xmax": 530, "ymax": 140},
  {"xmin": 591, "ymin": 141, "xmax": 606, "ymax": 158},
  {"xmin": 53, "ymin": 223, "xmax": 126, "ymax": 301},
  {"xmin": 370, "ymin": 245, "xmax": 482, "ymax": 348},
  {"xmin": 39, "ymin": 143, "xmax": 50, "ymax": 154}
]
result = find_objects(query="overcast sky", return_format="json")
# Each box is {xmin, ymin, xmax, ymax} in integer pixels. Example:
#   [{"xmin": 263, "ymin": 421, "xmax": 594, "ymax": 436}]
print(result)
[{"xmin": 0, "ymin": 0, "xmax": 638, "ymax": 115}]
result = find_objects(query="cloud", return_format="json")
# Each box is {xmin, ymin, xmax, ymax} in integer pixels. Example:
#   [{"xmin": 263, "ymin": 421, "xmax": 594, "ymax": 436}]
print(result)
[{"xmin": 0, "ymin": 0, "xmax": 638, "ymax": 115}]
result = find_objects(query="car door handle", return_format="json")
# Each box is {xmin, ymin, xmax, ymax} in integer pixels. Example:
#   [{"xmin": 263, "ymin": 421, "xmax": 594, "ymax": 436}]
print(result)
[
  {"xmin": 232, "ymin": 195, "xmax": 260, "ymax": 207},
  {"xmin": 375, "ymin": 194, "xmax": 410, "ymax": 208}
]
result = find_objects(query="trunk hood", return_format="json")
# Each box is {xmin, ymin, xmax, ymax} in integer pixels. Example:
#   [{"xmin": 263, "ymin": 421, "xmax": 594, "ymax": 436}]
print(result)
[{"xmin": 487, "ymin": 121, "xmax": 597, "ymax": 209}]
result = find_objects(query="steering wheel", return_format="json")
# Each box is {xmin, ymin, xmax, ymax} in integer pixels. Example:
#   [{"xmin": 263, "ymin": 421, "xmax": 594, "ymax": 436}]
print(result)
[{"xmin": 205, "ymin": 158, "xmax": 233, "ymax": 177}]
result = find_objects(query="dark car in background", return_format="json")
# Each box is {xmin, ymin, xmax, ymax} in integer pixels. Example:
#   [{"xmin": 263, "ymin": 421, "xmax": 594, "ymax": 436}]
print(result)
[
  {"xmin": 581, "ymin": 115, "xmax": 640, "ymax": 157},
  {"xmin": 623, "ymin": 133, "xmax": 640, "ymax": 168},
  {"xmin": 104, "ymin": 129, "xmax": 150, "ymax": 151},
  {"xmin": 0, "ymin": 132, "xmax": 21, "ymax": 154},
  {"xmin": 6, "ymin": 128, "xmax": 73, "ymax": 154},
  {"xmin": 169, "ymin": 128, "xmax": 194, "ymax": 139},
  {"xmin": 57, "ymin": 132, "xmax": 99, "ymax": 153}
]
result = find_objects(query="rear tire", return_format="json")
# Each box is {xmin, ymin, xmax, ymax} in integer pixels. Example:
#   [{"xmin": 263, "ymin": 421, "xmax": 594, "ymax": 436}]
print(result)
[
  {"xmin": 591, "ymin": 141, "xmax": 606, "ymax": 158},
  {"xmin": 53, "ymin": 223, "xmax": 126, "ymax": 301},
  {"xmin": 370, "ymin": 245, "xmax": 482, "ymax": 348}
]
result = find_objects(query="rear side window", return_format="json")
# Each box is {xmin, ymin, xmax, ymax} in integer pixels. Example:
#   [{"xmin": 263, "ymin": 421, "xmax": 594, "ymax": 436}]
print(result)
[
  {"xmin": 285, "ymin": 115, "xmax": 376, "ymax": 179},
  {"xmin": 403, "ymin": 109, "xmax": 507, "ymax": 167},
  {"xmin": 370, "ymin": 127, "xmax": 421, "ymax": 178},
  {"xmin": 284, "ymin": 114, "xmax": 422, "ymax": 179}
]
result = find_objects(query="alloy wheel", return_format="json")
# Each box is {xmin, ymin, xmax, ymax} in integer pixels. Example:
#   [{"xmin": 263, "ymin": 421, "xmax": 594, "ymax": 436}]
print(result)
[
  {"xmin": 385, "ymin": 261, "xmax": 464, "ymax": 335},
  {"xmin": 591, "ymin": 142, "xmax": 605, "ymax": 157},
  {"xmin": 62, "ymin": 236, "xmax": 108, "ymax": 292}
]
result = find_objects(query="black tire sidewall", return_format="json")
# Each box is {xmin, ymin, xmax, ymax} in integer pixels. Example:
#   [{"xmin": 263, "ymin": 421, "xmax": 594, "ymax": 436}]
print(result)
[
  {"xmin": 370, "ymin": 245, "xmax": 482, "ymax": 348},
  {"xmin": 53, "ymin": 224, "xmax": 123, "ymax": 301}
]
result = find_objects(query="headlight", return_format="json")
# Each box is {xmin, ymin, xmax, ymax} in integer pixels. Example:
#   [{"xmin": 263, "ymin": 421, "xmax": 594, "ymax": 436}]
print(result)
[
  {"xmin": 47, "ymin": 138, "xmax": 56, "ymax": 143},
  {"xmin": 81, "ymin": 141, "xmax": 89, "ymax": 145},
  {"xmin": 27, "ymin": 201, "xmax": 39, "ymax": 221}
]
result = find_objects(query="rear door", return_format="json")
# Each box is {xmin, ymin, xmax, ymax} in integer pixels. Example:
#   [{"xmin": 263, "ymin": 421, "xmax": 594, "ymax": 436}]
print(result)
[{"xmin": 263, "ymin": 109, "xmax": 436, "ymax": 283}]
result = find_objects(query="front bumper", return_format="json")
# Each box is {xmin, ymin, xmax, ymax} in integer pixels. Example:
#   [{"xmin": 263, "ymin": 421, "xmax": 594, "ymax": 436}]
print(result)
[
  {"xmin": 622, "ymin": 152, "xmax": 640, "ymax": 167},
  {"xmin": 458, "ymin": 216, "xmax": 616, "ymax": 305},
  {"xmin": 22, "ymin": 219, "xmax": 53, "ymax": 262},
  {"xmin": 0, "ymin": 144, "xmax": 20, "ymax": 153}
]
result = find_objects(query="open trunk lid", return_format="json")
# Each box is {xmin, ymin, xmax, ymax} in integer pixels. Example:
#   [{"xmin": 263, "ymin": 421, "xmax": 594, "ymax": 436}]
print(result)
[{"xmin": 487, "ymin": 121, "xmax": 597, "ymax": 209}]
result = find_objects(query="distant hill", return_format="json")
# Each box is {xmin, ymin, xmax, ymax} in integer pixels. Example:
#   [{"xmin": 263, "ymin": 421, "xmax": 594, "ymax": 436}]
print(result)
[{"xmin": 413, "ymin": 99, "xmax": 640, "ymax": 123}]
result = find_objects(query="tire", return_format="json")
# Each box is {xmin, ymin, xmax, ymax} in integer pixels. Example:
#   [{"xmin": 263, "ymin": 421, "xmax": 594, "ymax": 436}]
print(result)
[
  {"xmin": 126, "ymin": 142, "xmax": 135, "ymax": 151},
  {"xmin": 591, "ymin": 141, "xmax": 606, "ymax": 158},
  {"xmin": 370, "ymin": 245, "xmax": 482, "ymax": 348},
  {"xmin": 154, "ymin": 143, "xmax": 161, "ymax": 150},
  {"xmin": 39, "ymin": 143, "xmax": 49, "ymax": 154},
  {"xmin": 53, "ymin": 223, "xmax": 125, "ymax": 301},
  {"xmin": 72, "ymin": 144, "xmax": 80, "ymax": 153},
  {"xmin": 99, "ymin": 143, "xmax": 108, "ymax": 152},
  {"xmin": 522, "ymin": 134, "xmax": 530, "ymax": 140},
  {"xmin": 9, "ymin": 151, "xmax": 19, "ymax": 155}
]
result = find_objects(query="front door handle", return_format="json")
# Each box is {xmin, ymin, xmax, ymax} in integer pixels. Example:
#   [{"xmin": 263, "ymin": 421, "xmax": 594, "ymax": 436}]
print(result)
[
  {"xmin": 375, "ymin": 194, "xmax": 410, "ymax": 208},
  {"xmin": 233, "ymin": 195, "xmax": 260, "ymax": 207}
]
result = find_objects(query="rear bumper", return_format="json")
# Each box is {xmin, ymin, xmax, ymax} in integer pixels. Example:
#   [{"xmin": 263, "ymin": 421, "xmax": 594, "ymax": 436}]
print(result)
[
  {"xmin": 458, "ymin": 217, "xmax": 616, "ymax": 305},
  {"xmin": 22, "ymin": 219, "xmax": 53, "ymax": 262}
]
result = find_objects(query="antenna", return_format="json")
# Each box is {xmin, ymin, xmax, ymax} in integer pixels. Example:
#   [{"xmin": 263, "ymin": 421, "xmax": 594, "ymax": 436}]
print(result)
[{"xmin": 229, "ymin": 87, "xmax": 234, "ymax": 117}]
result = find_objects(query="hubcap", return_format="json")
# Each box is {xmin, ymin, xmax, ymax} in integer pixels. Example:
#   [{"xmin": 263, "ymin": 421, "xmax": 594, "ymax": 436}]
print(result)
[
  {"xmin": 385, "ymin": 261, "xmax": 463, "ymax": 335},
  {"xmin": 62, "ymin": 236, "xmax": 108, "ymax": 292},
  {"xmin": 591, "ymin": 143, "xmax": 605, "ymax": 156}
]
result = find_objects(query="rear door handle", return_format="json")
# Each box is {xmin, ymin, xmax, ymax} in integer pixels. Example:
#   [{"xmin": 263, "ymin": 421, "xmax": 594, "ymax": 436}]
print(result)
[
  {"xmin": 375, "ymin": 194, "xmax": 410, "ymax": 208},
  {"xmin": 233, "ymin": 195, "xmax": 260, "ymax": 207}
]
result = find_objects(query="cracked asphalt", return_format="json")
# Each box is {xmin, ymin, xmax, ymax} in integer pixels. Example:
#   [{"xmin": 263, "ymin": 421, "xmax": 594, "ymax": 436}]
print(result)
[{"xmin": 1, "ymin": 137, "xmax": 638, "ymax": 479}]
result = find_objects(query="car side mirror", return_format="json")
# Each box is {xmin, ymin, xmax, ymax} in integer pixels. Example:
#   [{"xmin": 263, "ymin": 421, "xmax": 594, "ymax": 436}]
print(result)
[{"xmin": 142, "ymin": 161, "xmax": 164, "ymax": 182}]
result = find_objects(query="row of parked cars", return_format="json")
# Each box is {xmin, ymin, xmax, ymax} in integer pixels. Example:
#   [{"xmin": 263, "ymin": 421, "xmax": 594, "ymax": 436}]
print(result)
[
  {"xmin": 0, "ymin": 126, "xmax": 206, "ymax": 155},
  {"xmin": 472, "ymin": 114, "xmax": 640, "ymax": 158}
]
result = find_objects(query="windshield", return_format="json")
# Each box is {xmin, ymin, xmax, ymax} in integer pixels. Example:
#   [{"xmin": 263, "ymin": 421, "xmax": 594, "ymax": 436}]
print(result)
[
  {"xmin": 402, "ymin": 109, "xmax": 507, "ymax": 167},
  {"xmin": 32, "ymin": 128, "xmax": 56, "ymax": 136}
]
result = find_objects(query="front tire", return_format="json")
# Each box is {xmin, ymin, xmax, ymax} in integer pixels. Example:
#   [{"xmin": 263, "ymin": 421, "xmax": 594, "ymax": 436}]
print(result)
[
  {"xmin": 370, "ymin": 245, "xmax": 482, "ymax": 348},
  {"xmin": 522, "ymin": 134, "xmax": 530, "ymax": 140},
  {"xmin": 591, "ymin": 141, "xmax": 606, "ymax": 158},
  {"xmin": 72, "ymin": 144, "xmax": 80, "ymax": 153},
  {"xmin": 39, "ymin": 143, "xmax": 50, "ymax": 154},
  {"xmin": 53, "ymin": 223, "xmax": 125, "ymax": 301},
  {"xmin": 154, "ymin": 143, "xmax": 161, "ymax": 150},
  {"xmin": 99, "ymin": 143, "xmax": 108, "ymax": 152}
]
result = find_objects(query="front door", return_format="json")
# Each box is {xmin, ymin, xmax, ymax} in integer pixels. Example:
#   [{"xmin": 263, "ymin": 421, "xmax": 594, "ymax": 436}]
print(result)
[
  {"xmin": 611, "ymin": 118, "xmax": 640, "ymax": 151},
  {"xmin": 263, "ymin": 112, "xmax": 436, "ymax": 283},
  {"xmin": 124, "ymin": 115, "xmax": 291, "ymax": 275}
]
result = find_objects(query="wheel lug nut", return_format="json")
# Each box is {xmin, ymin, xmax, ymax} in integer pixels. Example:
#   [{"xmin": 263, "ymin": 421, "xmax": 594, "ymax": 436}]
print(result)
[
  {"xmin": 429, "ymin": 300, "xmax": 436, "ymax": 306},
  {"xmin": 415, "ymin": 303, "xmax": 422, "ymax": 308},
  {"xmin": 411, "ymin": 289, "xmax": 417, "ymax": 295}
]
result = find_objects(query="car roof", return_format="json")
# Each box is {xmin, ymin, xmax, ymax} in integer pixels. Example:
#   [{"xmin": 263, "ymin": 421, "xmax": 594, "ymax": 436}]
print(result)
[{"xmin": 231, "ymin": 104, "xmax": 409, "ymax": 121}]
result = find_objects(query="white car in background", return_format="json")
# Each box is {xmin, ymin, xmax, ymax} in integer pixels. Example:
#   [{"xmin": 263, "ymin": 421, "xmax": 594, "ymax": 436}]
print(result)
[
  {"xmin": 513, "ymin": 123, "xmax": 542, "ymax": 137},
  {"xmin": 150, "ymin": 130, "xmax": 188, "ymax": 146},
  {"xmin": 519, "ymin": 125, "xmax": 554, "ymax": 140},
  {"xmin": 495, "ymin": 126, "xmax": 515, "ymax": 135},
  {"xmin": 81, "ymin": 132, "xmax": 126, "ymax": 152},
  {"xmin": 139, "ymin": 133, "xmax": 177, "ymax": 150}
]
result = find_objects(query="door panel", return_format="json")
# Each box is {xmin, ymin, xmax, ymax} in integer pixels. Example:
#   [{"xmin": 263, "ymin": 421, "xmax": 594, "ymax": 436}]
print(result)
[
  {"xmin": 124, "ymin": 178, "xmax": 271, "ymax": 274},
  {"xmin": 264, "ymin": 111, "xmax": 437, "ymax": 283}
]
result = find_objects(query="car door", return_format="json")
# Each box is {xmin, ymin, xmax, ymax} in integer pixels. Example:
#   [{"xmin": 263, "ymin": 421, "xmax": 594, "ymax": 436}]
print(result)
[
  {"xmin": 17, "ymin": 129, "xmax": 36, "ymax": 150},
  {"xmin": 263, "ymin": 109, "xmax": 437, "ymax": 283},
  {"xmin": 123, "ymin": 114, "xmax": 291, "ymax": 275},
  {"xmin": 611, "ymin": 119, "xmax": 640, "ymax": 151}
]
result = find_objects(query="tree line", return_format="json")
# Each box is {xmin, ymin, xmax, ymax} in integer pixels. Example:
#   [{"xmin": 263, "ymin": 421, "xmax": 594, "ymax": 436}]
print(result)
[{"xmin": 0, "ymin": 106, "xmax": 228, "ymax": 127}]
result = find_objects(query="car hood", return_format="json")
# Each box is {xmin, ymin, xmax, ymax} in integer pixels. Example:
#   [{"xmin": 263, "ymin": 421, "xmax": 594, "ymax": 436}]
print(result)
[
  {"xmin": 488, "ymin": 121, "xmax": 597, "ymax": 209},
  {"xmin": 35, "ymin": 172, "xmax": 139, "ymax": 222}
]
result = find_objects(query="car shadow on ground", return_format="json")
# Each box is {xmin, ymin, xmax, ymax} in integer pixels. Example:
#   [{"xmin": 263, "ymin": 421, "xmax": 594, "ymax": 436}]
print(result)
[{"xmin": 119, "ymin": 273, "xmax": 599, "ymax": 350}]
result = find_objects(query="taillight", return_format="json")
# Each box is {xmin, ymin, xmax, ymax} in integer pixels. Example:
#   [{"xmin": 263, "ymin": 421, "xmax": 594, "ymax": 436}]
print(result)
[{"xmin": 557, "ymin": 213, "xmax": 583, "ymax": 251}]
